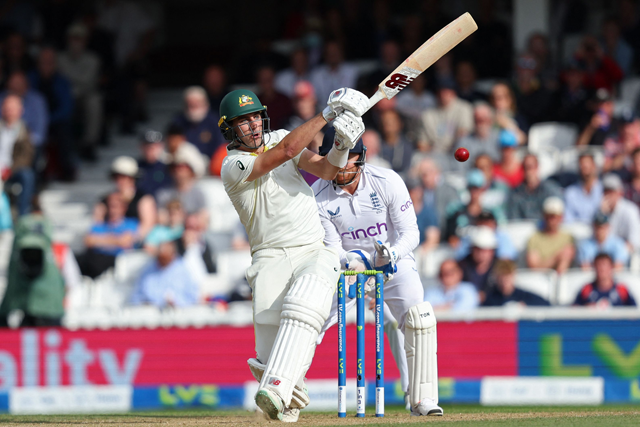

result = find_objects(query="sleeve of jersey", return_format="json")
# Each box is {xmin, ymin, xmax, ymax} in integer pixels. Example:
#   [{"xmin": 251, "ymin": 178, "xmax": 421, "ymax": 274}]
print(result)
[
  {"xmin": 385, "ymin": 171, "xmax": 420, "ymax": 259},
  {"xmin": 221, "ymin": 154, "xmax": 257, "ymax": 188},
  {"xmin": 318, "ymin": 205, "xmax": 348, "ymax": 264}
]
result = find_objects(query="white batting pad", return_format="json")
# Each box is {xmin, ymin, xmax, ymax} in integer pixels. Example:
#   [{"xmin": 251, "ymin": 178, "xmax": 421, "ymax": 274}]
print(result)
[
  {"xmin": 259, "ymin": 274, "xmax": 334, "ymax": 406},
  {"xmin": 404, "ymin": 301, "xmax": 438, "ymax": 407}
]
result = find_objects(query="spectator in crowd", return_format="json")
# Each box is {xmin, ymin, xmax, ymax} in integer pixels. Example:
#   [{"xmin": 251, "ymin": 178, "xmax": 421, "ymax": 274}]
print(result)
[
  {"xmin": 58, "ymin": 23, "xmax": 103, "ymax": 162},
  {"xmin": 275, "ymin": 48, "xmax": 311, "ymax": 99},
  {"xmin": 310, "ymin": 39, "xmax": 359, "ymax": 106},
  {"xmin": 284, "ymin": 81, "xmax": 318, "ymax": 134},
  {"xmin": 130, "ymin": 240, "xmax": 199, "ymax": 308},
  {"xmin": 172, "ymin": 86, "xmax": 223, "ymax": 159},
  {"xmin": 202, "ymin": 65, "xmax": 228, "ymax": 113},
  {"xmin": 474, "ymin": 153, "xmax": 510, "ymax": 213},
  {"xmin": 361, "ymin": 129, "xmax": 391, "ymax": 169},
  {"xmin": 379, "ymin": 109, "xmax": 413, "ymax": 175},
  {"xmin": 424, "ymin": 259, "xmax": 480, "ymax": 312},
  {"xmin": 0, "ymin": 95, "xmax": 35, "ymax": 216},
  {"xmin": 455, "ymin": 61, "xmax": 485, "ymax": 103},
  {"xmin": 137, "ymin": 130, "xmax": 172, "ymax": 198},
  {"xmin": 164, "ymin": 123, "xmax": 203, "ymax": 164},
  {"xmin": 526, "ymin": 197, "xmax": 575, "ymax": 274},
  {"xmin": 0, "ymin": 210, "xmax": 65, "ymax": 327},
  {"xmin": 454, "ymin": 210, "xmax": 517, "ymax": 261},
  {"xmin": 255, "ymin": 65, "xmax": 292, "ymax": 131},
  {"xmin": 29, "ymin": 47, "xmax": 76, "ymax": 181},
  {"xmin": 554, "ymin": 59, "xmax": 591, "ymax": 127},
  {"xmin": 564, "ymin": 152, "xmax": 603, "ymax": 223},
  {"xmin": 483, "ymin": 259, "xmax": 550, "ymax": 307},
  {"xmin": 418, "ymin": 79, "xmax": 473, "ymax": 153},
  {"xmin": 445, "ymin": 169, "xmax": 491, "ymax": 245},
  {"xmin": 623, "ymin": 148, "xmax": 640, "ymax": 208},
  {"xmin": 78, "ymin": 192, "xmax": 138, "ymax": 279},
  {"xmin": 600, "ymin": 16, "xmax": 634, "ymax": 77},
  {"xmin": 492, "ymin": 130, "xmax": 524, "ymax": 188},
  {"xmin": 406, "ymin": 177, "xmax": 439, "ymax": 252},
  {"xmin": 96, "ymin": 156, "xmax": 156, "ymax": 239},
  {"xmin": 603, "ymin": 111, "xmax": 640, "ymax": 173},
  {"xmin": 513, "ymin": 53, "xmax": 553, "ymax": 126},
  {"xmin": 574, "ymin": 253, "xmax": 636, "ymax": 307},
  {"xmin": 507, "ymin": 152, "xmax": 563, "ymax": 220},
  {"xmin": 144, "ymin": 199, "xmax": 184, "ymax": 254},
  {"xmin": 455, "ymin": 103, "xmax": 500, "ymax": 164},
  {"xmin": 458, "ymin": 226, "xmax": 498, "ymax": 298},
  {"xmin": 527, "ymin": 32, "xmax": 558, "ymax": 91},
  {"xmin": 0, "ymin": 72, "xmax": 49, "ymax": 150},
  {"xmin": 574, "ymin": 34, "xmax": 623, "ymax": 92},
  {"xmin": 157, "ymin": 144, "xmax": 208, "ymax": 230},
  {"xmin": 416, "ymin": 157, "xmax": 460, "ymax": 235},
  {"xmin": 599, "ymin": 173, "xmax": 640, "ymax": 252},
  {"xmin": 394, "ymin": 74, "xmax": 435, "ymax": 137},
  {"xmin": 176, "ymin": 211, "xmax": 216, "ymax": 274},
  {"xmin": 577, "ymin": 88, "xmax": 616, "ymax": 146},
  {"xmin": 489, "ymin": 81, "xmax": 529, "ymax": 135},
  {"xmin": 3, "ymin": 32, "xmax": 34, "ymax": 75},
  {"xmin": 361, "ymin": 40, "xmax": 402, "ymax": 97},
  {"xmin": 577, "ymin": 212, "xmax": 629, "ymax": 270}
]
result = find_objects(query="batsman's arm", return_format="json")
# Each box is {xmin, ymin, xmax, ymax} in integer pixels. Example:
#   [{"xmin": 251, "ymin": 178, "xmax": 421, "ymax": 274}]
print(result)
[{"xmin": 384, "ymin": 172, "xmax": 420, "ymax": 260}]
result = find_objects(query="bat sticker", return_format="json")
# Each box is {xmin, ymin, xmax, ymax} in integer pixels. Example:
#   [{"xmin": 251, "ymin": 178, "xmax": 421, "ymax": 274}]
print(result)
[{"xmin": 380, "ymin": 66, "xmax": 421, "ymax": 99}]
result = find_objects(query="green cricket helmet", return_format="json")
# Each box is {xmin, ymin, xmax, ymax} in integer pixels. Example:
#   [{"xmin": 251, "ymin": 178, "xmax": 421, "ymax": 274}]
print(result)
[{"xmin": 218, "ymin": 89, "xmax": 270, "ymax": 149}]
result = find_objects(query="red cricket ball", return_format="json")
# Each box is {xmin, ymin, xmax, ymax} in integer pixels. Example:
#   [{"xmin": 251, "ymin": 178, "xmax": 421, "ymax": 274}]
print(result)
[{"xmin": 454, "ymin": 147, "xmax": 470, "ymax": 162}]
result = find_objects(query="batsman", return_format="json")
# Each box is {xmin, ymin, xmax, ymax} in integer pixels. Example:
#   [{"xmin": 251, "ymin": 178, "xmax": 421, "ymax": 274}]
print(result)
[
  {"xmin": 219, "ymin": 87, "xmax": 369, "ymax": 421},
  {"xmin": 312, "ymin": 135, "xmax": 443, "ymax": 416}
]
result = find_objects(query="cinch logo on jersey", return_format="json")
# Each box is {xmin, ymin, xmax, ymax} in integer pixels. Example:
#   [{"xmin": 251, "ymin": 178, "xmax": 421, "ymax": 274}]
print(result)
[
  {"xmin": 384, "ymin": 73, "xmax": 415, "ymax": 91},
  {"xmin": 341, "ymin": 222, "xmax": 387, "ymax": 240},
  {"xmin": 238, "ymin": 95, "xmax": 254, "ymax": 107},
  {"xmin": 400, "ymin": 199, "xmax": 413, "ymax": 211}
]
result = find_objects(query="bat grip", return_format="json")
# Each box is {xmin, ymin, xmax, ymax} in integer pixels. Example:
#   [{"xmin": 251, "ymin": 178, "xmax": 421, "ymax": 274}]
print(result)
[{"xmin": 363, "ymin": 90, "xmax": 385, "ymax": 115}]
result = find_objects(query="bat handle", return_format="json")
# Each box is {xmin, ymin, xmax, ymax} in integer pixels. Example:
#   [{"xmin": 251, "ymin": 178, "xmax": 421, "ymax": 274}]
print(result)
[{"xmin": 362, "ymin": 90, "xmax": 385, "ymax": 116}]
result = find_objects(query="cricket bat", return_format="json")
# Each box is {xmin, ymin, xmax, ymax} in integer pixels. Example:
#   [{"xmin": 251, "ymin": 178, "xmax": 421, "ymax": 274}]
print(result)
[{"xmin": 365, "ymin": 12, "xmax": 478, "ymax": 113}]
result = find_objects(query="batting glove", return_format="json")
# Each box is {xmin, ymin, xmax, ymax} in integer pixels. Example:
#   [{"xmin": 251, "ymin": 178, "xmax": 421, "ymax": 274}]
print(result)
[
  {"xmin": 373, "ymin": 240, "xmax": 398, "ymax": 280},
  {"xmin": 333, "ymin": 111, "xmax": 365, "ymax": 151},
  {"xmin": 322, "ymin": 88, "xmax": 370, "ymax": 122},
  {"xmin": 344, "ymin": 249, "xmax": 373, "ymax": 271}
]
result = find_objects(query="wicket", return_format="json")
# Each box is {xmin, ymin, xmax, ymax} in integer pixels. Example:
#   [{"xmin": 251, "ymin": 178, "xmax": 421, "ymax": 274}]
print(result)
[{"xmin": 337, "ymin": 270, "xmax": 385, "ymax": 418}]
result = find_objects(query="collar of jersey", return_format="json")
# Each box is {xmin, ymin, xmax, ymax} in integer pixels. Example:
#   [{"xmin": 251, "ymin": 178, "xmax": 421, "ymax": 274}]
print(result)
[
  {"xmin": 332, "ymin": 168, "xmax": 367, "ymax": 196},
  {"xmin": 228, "ymin": 144, "xmax": 270, "ymax": 157}
]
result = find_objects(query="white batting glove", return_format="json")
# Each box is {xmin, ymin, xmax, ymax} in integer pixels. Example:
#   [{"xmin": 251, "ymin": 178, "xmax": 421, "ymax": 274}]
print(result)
[
  {"xmin": 333, "ymin": 111, "xmax": 365, "ymax": 151},
  {"xmin": 373, "ymin": 240, "xmax": 398, "ymax": 280},
  {"xmin": 322, "ymin": 88, "xmax": 370, "ymax": 122}
]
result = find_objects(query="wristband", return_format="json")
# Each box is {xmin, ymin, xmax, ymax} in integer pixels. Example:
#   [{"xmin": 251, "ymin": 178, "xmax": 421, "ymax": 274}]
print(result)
[{"xmin": 327, "ymin": 144, "xmax": 349, "ymax": 168}]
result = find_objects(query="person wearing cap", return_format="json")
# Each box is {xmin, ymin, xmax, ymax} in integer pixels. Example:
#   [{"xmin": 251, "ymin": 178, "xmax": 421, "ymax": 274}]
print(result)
[
  {"xmin": 492, "ymin": 129, "xmax": 524, "ymax": 188},
  {"xmin": 526, "ymin": 197, "xmax": 575, "ymax": 274},
  {"xmin": 603, "ymin": 111, "xmax": 640, "ymax": 173},
  {"xmin": 507, "ymin": 152, "xmax": 563, "ymax": 220},
  {"xmin": 417, "ymin": 78, "xmax": 473, "ymax": 153},
  {"xmin": 58, "ymin": 22, "xmax": 103, "ymax": 161},
  {"xmin": 574, "ymin": 253, "xmax": 636, "ymax": 307},
  {"xmin": 457, "ymin": 225, "xmax": 499, "ymax": 298},
  {"xmin": 312, "ymin": 136, "xmax": 444, "ymax": 416},
  {"xmin": 483, "ymin": 259, "xmax": 550, "ymax": 307},
  {"xmin": 577, "ymin": 212, "xmax": 630, "ymax": 270},
  {"xmin": 454, "ymin": 210, "xmax": 517, "ymax": 261},
  {"xmin": 380, "ymin": 109, "xmax": 414, "ymax": 175},
  {"xmin": 95, "ymin": 156, "xmax": 157, "ymax": 239},
  {"xmin": 564, "ymin": 152, "xmax": 603, "ymax": 223},
  {"xmin": 425, "ymin": 259, "xmax": 479, "ymax": 312},
  {"xmin": 576, "ymin": 88, "xmax": 616, "ymax": 146},
  {"xmin": 137, "ymin": 130, "xmax": 172, "ymax": 198},
  {"xmin": 599, "ymin": 173, "xmax": 640, "ymax": 252}
]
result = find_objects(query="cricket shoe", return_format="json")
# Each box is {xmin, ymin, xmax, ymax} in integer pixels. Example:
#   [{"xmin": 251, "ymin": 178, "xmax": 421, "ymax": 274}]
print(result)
[
  {"xmin": 282, "ymin": 407, "xmax": 300, "ymax": 423},
  {"xmin": 411, "ymin": 399, "xmax": 443, "ymax": 416},
  {"xmin": 255, "ymin": 388, "xmax": 284, "ymax": 421}
]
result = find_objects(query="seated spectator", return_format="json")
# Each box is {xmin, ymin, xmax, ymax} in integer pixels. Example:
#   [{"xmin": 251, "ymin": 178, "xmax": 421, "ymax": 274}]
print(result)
[
  {"xmin": 458, "ymin": 226, "xmax": 498, "ymax": 298},
  {"xmin": 507, "ymin": 153, "xmax": 563, "ymax": 220},
  {"xmin": 603, "ymin": 111, "xmax": 640, "ymax": 174},
  {"xmin": 489, "ymin": 81, "xmax": 528, "ymax": 135},
  {"xmin": 483, "ymin": 259, "xmax": 550, "ymax": 307},
  {"xmin": 577, "ymin": 213, "xmax": 629, "ymax": 270},
  {"xmin": 95, "ymin": 156, "xmax": 156, "ymax": 239},
  {"xmin": 144, "ymin": 199, "xmax": 184, "ymax": 254},
  {"xmin": 130, "ymin": 240, "xmax": 199, "ymax": 308},
  {"xmin": 407, "ymin": 178, "xmax": 439, "ymax": 252},
  {"xmin": 0, "ymin": 95, "xmax": 35, "ymax": 216},
  {"xmin": 474, "ymin": 154, "xmax": 510, "ymax": 213},
  {"xmin": 455, "ymin": 61, "xmax": 485, "ymax": 103},
  {"xmin": 526, "ymin": 197, "xmax": 575, "ymax": 274},
  {"xmin": 554, "ymin": 59, "xmax": 591, "ymax": 127},
  {"xmin": 527, "ymin": 32, "xmax": 558, "ymax": 91},
  {"xmin": 573, "ymin": 35, "xmax": 623, "ymax": 92},
  {"xmin": 416, "ymin": 157, "xmax": 460, "ymax": 235},
  {"xmin": 492, "ymin": 130, "xmax": 524, "ymax": 188},
  {"xmin": 256, "ymin": 65, "xmax": 292, "ymax": 130},
  {"xmin": 362, "ymin": 129, "xmax": 391, "ymax": 169},
  {"xmin": 600, "ymin": 17, "xmax": 634, "ymax": 76},
  {"xmin": 0, "ymin": 210, "xmax": 65, "ymax": 327},
  {"xmin": 137, "ymin": 130, "xmax": 172, "ymax": 198},
  {"xmin": 574, "ymin": 253, "xmax": 636, "ymax": 307},
  {"xmin": 513, "ymin": 53, "xmax": 553, "ymax": 126},
  {"xmin": 418, "ymin": 79, "xmax": 473, "ymax": 153},
  {"xmin": 576, "ymin": 88, "xmax": 616, "ymax": 146},
  {"xmin": 599, "ymin": 173, "xmax": 640, "ymax": 252},
  {"xmin": 424, "ymin": 259, "xmax": 480, "ymax": 312},
  {"xmin": 29, "ymin": 47, "xmax": 77, "ymax": 181},
  {"xmin": 58, "ymin": 23, "xmax": 103, "ymax": 161},
  {"xmin": 310, "ymin": 40, "xmax": 359, "ymax": 108},
  {"xmin": 78, "ymin": 192, "xmax": 138, "ymax": 279},
  {"xmin": 455, "ymin": 103, "xmax": 500, "ymax": 164},
  {"xmin": 623, "ymin": 148, "xmax": 640, "ymax": 209},
  {"xmin": 564, "ymin": 152, "xmax": 603, "ymax": 223},
  {"xmin": 157, "ymin": 145, "xmax": 208, "ymax": 230},
  {"xmin": 202, "ymin": 65, "xmax": 228, "ymax": 112},
  {"xmin": 454, "ymin": 211, "xmax": 517, "ymax": 261},
  {"xmin": 171, "ymin": 86, "xmax": 223, "ymax": 159},
  {"xmin": 274, "ymin": 48, "xmax": 311, "ymax": 99},
  {"xmin": 380, "ymin": 109, "xmax": 413, "ymax": 175},
  {"xmin": 394, "ymin": 74, "xmax": 435, "ymax": 138},
  {"xmin": 164, "ymin": 123, "xmax": 204, "ymax": 164},
  {"xmin": 176, "ymin": 212, "xmax": 216, "ymax": 274}
]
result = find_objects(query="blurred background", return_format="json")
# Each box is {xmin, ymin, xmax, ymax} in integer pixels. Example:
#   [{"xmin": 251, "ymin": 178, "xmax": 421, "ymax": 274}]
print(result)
[{"xmin": 0, "ymin": 0, "xmax": 639, "ymax": 414}]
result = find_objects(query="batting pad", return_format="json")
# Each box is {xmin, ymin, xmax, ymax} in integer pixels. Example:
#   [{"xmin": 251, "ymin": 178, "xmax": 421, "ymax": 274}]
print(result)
[
  {"xmin": 260, "ymin": 274, "xmax": 334, "ymax": 406},
  {"xmin": 404, "ymin": 301, "xmax": 438, "ymax": 407},
  {"xmin": 248, "ymin": 358, "xmax": 310, "ymax": 409}
]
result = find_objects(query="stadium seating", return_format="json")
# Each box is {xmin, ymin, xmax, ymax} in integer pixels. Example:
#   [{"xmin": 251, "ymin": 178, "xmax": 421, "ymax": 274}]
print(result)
[
  {"xmin": 417, "ymin": 244, "xmax": 455, "ymax": 278},
  {"xmin": 556, "ymin": 269, "xmax": 595, "ymax": 305},
  {"xmin": 559, "ymin": 146, "xmax": 605, "ymax": 173},
  {"xmin": 514, "ymin": 268, "xmax": 558, "ymax": 304},
  {"xmin": 619, "ymin": 77, "xmax": 640, "ymax": 107},
  {"xmin": 203, "ymin": 250, "xmax": 252, "ymax": 298},
  {"xmin": 197, "ymin": 178, "xmax": 239, "ymax": 233},
  {"xmin": 528, "ymin": 122, "xmax": 579, "ymax": 153},
  {"xmin": 560, "ymin": 222, "xmax": 593, "ymax": 241},
  {"xmin": 501, "ymin": 220, "xmax": 538, "ymax": 252}
]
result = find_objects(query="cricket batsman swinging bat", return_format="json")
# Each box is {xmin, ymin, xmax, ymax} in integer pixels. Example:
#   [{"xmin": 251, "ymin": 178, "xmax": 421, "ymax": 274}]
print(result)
[{"xmin": 364, "ymin": 12, "xmax": 478, "ymax": 114}]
